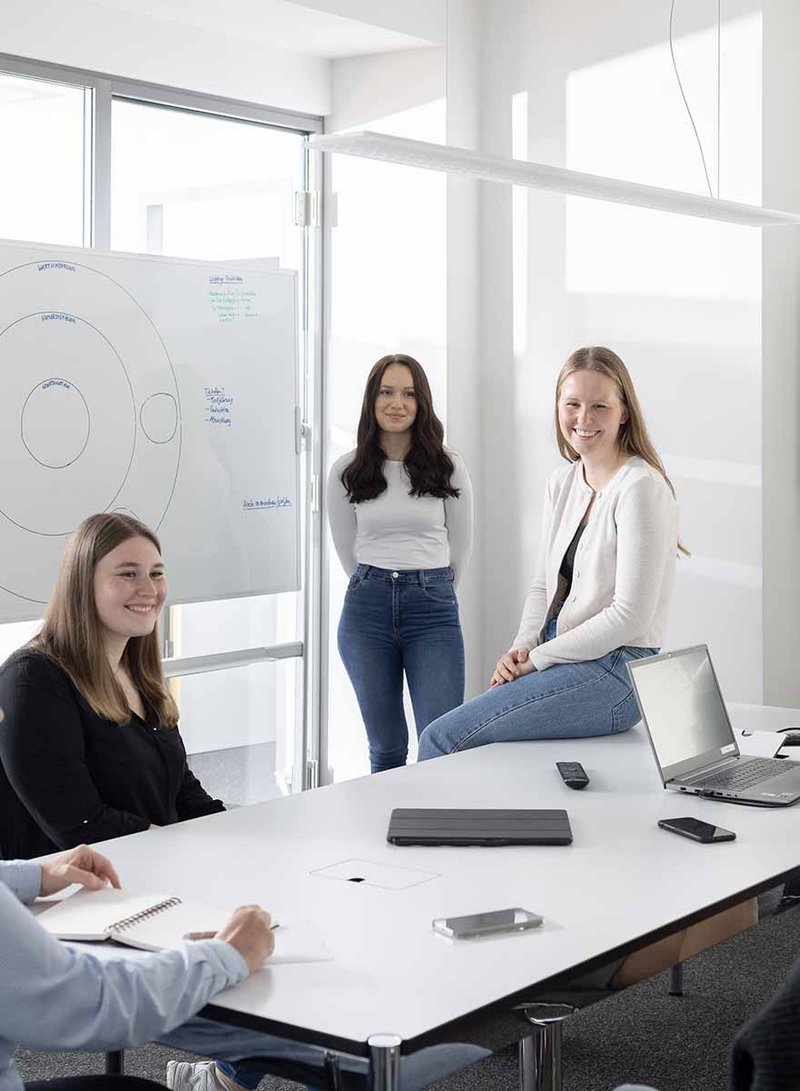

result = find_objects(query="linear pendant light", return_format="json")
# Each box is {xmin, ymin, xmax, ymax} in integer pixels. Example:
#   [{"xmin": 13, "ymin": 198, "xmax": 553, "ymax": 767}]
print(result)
[{"xmin": 308, "ymin": 130, "xmax": 800, "ymax": 229}]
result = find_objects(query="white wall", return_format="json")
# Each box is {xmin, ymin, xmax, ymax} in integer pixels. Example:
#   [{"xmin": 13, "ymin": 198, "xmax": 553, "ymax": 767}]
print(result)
[
  {"xmin": 444, "ymin": 0, "xmax": 483, "ymax": 699},
  {"xmin": 762, "ymin": 0, "xmax": 800, "ymax": 706},
  {"xmin": 451, "ymin": 0, "xmax": 766, "ymax": 704},
  {"xmin": 0, "ymin": 0, "xmax": 331, "ymax": 113},
  {"xmin": 290, "ymin": 0, "xmax": 445, "ymax": 45},
  {"xmin": 329, "ymin": 47, "xmax": 444, "ymax": 132}
]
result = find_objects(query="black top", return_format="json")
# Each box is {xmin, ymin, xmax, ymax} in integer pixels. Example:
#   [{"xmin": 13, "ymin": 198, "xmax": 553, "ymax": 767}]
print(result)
[
  {"xmin": 558, "ymin": 520, "xmax": 587, "ymax": 587},
  {"xmin": 0, "ymin": 650, "xmax": 224, "ymax": 860},
  {"xmin": 548, "ymin": 520, "xmax": 588, "ymax": 623}
]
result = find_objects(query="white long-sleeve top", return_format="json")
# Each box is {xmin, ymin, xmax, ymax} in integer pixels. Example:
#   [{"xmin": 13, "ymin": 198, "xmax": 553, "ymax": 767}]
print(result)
[
  {"xmin": 512, "ymin": 456, "xmax": 677, "ymax": 671},
  {"xmin": 0, "ymin": 860, "xmax": 247, "ymax": 1091},
  {"xmin": 327, "ymin": 450, "xmax": 474, "ymax": 587}
]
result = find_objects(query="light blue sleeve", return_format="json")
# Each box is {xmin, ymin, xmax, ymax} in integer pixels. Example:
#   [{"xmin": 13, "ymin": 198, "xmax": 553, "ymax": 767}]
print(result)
[
  {"xmin": 0, "ymin": 860, "xmax": 42, "ymax": 904},
  {"xmin": 0, "ymin": 882, "xmax": 248, "ymax": 1051}
]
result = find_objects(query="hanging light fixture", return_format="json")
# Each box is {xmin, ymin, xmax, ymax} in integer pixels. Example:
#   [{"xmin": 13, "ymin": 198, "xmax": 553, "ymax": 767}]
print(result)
[{"xmin": 308, "ymin": 131, "xmax": 800, "ymax": 229}]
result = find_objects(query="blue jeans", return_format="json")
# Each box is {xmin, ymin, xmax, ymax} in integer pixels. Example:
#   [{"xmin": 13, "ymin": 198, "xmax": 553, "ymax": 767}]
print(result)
[
  {"xmin": 338, "ymin": 565, "xmax": 465, "ymax": 773},
  {"xmin": 160, "ymin": 1017, "xmax": 488, "ymax": 1090},
  {"xmin": 417, "ymin": 618, "xmax": 657, "ymax": 760}
]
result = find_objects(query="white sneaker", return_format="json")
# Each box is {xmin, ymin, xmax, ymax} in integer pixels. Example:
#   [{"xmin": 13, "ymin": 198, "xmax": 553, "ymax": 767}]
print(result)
[{"xmin": 166, "ymin": 1061, "xmax": 239, "ymax": 1091}]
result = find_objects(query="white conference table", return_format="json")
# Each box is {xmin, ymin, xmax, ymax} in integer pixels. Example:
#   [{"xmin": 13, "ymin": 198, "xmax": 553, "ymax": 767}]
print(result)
[{"xmin": 89, "ymin": 707, "xmax": 800, "ymax": 1091}]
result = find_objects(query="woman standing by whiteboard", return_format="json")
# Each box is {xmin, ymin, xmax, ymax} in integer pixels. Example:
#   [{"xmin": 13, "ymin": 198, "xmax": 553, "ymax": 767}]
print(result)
[{"xmin": 327, "ymin": 354, "xmax": 473, "ymax": 773}]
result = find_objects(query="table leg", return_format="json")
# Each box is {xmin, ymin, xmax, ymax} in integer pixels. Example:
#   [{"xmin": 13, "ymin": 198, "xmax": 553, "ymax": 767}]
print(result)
[
  {"xmin": 367, "ymin": 1033, "xmax": 402, "ymax": 1091},
  {"xmin": 515, "ymin": 1003, "xmax": 575, "ymax": 1091},
  {"xmin": 668, "ymin": 964, "xmax": 684, "ymax": 996},
  {"xmin": 104, "ymin": 1051, "xmax": 124, "ymax": 1075}
]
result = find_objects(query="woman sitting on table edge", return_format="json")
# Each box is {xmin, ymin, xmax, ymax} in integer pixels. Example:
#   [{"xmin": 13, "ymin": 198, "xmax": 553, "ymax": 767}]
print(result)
[{"xmin": 418, "ymin": 344, "xmax": 682, "ymax": 758}]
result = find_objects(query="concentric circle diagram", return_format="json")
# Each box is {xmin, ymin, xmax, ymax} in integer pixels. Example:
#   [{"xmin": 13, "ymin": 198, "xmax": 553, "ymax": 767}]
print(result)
[{"xmin": 0, "ymin": 261, "xmax": 182, "ymax": 604}]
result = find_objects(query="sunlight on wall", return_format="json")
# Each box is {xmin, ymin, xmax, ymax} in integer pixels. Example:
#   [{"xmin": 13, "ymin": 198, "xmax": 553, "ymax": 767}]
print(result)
[
  {"xmin": 552, "ymin": 12, "xmax": 763, "ymax": 700},
  {"xmin": 564, "ymin": 13, "xmax": 761, "ymax": 300},
  {"xmin": 512, "ymin": 90, "xmax": 528, "ymax": 359}
]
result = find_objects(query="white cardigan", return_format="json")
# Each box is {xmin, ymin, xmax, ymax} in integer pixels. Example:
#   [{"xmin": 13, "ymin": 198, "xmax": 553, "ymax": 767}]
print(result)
[{"xmin": 512, "ymin": 456, "xmax": 678, "ymax": 671}]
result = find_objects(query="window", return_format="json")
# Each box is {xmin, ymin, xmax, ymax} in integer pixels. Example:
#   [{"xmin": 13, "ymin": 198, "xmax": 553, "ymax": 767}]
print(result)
[
  {"xmin": 0, "ymin": 60, "xmax": 321, "ymax": 802},
  {"xmin": 0, "ymin": 71, "xmax": 89, "ymax": 247}
]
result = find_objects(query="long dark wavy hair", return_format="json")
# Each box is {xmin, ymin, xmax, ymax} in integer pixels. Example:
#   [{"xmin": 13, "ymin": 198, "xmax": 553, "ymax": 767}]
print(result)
[{"xmin": 341, "ymin": 354, "xmax": 459, "ymax": 503}]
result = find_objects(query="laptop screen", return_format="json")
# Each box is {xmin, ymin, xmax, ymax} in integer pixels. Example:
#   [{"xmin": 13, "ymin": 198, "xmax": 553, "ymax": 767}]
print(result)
[{"xmin": 627, "ymin": 646, "xmax": 738, "ymax": 782}]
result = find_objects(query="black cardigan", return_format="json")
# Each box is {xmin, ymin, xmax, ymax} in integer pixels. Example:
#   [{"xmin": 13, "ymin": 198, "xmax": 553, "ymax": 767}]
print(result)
[{"xmin": 0, "ymin": 650, "xmax": 224, "ymax": 860}]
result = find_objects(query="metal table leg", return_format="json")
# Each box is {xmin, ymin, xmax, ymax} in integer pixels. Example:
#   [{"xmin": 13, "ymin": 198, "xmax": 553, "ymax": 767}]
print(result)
[
  {"xmin": 105, "ymin": 1051, "xmax": 124, "ymax": 1075},
  {"xmin": 368, "ymin": 1033, "xmax": 402, "ymax": 1091},
  {"xmin": 669, "ymin": 963, "xmax": 684, "ymax": 996},
  {"xmin": 515, "ymin": 1003, "xmax": 576, "ymax": 1091}
]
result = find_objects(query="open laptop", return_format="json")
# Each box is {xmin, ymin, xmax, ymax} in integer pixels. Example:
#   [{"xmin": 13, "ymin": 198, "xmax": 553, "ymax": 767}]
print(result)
[
  {"xmin": 627, "ymin": 645, "xmax": 800, "ymax": 807},
  {"xmin": 386, "ymin": 808, "xmax": 573, "ymax": 846}
]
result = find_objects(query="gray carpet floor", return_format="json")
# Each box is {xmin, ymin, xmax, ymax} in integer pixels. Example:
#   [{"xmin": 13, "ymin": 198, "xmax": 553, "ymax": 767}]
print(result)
[{"xmin": 15, "ymin": 905, "xmax": 798, "ymax": 1091}]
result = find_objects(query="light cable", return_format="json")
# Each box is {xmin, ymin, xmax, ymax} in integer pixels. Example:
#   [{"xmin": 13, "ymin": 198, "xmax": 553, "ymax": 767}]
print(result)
[{"xmin": 669, "ymin": 0, "xmax": 715, "ymax": 199}]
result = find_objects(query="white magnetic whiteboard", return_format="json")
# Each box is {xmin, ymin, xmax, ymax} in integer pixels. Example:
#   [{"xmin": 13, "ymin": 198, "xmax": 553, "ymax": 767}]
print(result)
[{"xmin": 0, "ymin": 239, "xmax": 299, "ymax": 621}]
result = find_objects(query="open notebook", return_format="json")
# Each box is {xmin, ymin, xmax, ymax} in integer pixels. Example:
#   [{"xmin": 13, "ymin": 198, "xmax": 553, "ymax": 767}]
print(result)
[{"xmin": 38, "ymin": 887, "xmax": 332, "ymax": 964}]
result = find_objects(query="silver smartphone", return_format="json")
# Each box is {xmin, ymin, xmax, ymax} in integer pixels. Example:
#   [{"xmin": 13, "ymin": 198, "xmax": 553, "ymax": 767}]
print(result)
[{"xmin": 432, "ymin": 907, "xmax": 543, "ymax": 938}]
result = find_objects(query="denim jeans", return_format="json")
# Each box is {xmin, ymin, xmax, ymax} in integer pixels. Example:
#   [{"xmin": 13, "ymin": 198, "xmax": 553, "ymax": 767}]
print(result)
[
  {"xmin": 160, "ymin": 1017, "xmax": 488, "ymax": 1091},
  {"xmin": 417, "ymin": 617, "xmax": 657, "ymax": 760},
  {"xmin": 338, "ymin": 565, "xmax": 465, "ymax": 772}
]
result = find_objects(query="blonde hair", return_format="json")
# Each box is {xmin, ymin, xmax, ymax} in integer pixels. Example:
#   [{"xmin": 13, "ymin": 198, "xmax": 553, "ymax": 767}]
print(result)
[
  {"xmin": 29, "ymin": 513, "xmax": 179, "ymax": 726},
  {"xmin": 555, "ymin": 346, "xmax": 688, "ymax": 554}
]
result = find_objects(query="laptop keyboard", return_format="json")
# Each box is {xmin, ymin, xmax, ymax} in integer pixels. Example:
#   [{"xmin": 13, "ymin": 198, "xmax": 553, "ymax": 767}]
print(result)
[{"xmin": 693, "ymin": 757, "xmax": 793, "ymax": 791}]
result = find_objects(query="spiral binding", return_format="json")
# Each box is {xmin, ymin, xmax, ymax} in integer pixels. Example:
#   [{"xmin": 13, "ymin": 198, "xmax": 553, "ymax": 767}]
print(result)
[{"xmin": 107, "ymin": 896, "xmax": 182, "ymax": 935}]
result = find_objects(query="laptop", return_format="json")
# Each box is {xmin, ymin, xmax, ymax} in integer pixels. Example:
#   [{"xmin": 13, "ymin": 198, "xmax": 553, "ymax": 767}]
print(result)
[
  {"xmin": 627, "ymin": 645, "xmax": 800, "ymax": 807},
  {"xmin": 386, "ymin": 808, "xmax": 573, "ymax": 846}
]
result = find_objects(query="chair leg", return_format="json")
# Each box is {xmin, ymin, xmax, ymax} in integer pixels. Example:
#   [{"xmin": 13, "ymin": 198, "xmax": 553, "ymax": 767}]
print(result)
[
  {"xmin": 668, "ymin": 963, "xmax": 684, "ymax": 996},
  {"xmin": 515, "ymin": 1003, "xmax": 576, "ymax": 1091}
]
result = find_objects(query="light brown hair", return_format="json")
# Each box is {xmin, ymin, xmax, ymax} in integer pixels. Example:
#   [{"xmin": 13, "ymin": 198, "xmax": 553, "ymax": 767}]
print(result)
[
  {"xmin": 29, "ymin": 513, "xmax": 179, "ymax": 726},
  {"xmin": 555, "ymin": 346, "xmax": 688, "ymax": 554}
]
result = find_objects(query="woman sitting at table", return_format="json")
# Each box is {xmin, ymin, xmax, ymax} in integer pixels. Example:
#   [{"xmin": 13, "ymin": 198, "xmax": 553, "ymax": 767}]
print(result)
[{"xmin": 0, "ymin": 512, "xmax": 224, "ymax": 861}]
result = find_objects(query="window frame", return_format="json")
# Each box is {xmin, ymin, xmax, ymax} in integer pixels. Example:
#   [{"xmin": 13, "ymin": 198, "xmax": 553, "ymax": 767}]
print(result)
[{"xmin": 0, "ymin": 50, "xmax": 325, "ymax": 794}]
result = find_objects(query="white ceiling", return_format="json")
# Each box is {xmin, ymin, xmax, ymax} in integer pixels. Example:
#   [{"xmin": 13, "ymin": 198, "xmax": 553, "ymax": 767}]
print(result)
[{"xmin": 85, "ymin": 0, "xmax": 438, "ymax": 58}]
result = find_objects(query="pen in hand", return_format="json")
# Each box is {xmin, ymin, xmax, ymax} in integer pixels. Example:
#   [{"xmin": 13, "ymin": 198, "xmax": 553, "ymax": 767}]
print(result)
[{"xmin": 185, "ymin": 922, "xmax": 280, "ymax": 941}]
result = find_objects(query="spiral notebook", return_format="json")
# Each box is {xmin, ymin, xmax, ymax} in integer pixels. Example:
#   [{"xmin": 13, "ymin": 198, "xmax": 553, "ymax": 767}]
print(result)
[
  {"xmin": 38, "ymin": 887, "xmax": 333, "ymax": 963},
  {"xmin": 38, "ymin": 888, "xmax": 238, "ymax": 949}
]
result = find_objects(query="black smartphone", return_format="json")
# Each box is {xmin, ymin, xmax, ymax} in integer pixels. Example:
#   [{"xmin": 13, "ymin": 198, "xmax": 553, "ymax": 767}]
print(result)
[{"xmin": 658, "ymin": 817, "xmax": 736, "ymax": 843}]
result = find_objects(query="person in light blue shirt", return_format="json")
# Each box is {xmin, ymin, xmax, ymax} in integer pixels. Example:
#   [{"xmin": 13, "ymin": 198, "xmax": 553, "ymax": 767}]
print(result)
[{"xmin": 0, "ymin": 846, "xmax": 485, "ymax": 1091}]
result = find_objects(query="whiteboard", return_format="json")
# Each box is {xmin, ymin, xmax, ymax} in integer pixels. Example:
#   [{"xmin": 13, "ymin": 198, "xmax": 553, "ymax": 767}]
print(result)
[{"xmin": 0, "ymin": 239, "xmax": 300, "ymax": 621}]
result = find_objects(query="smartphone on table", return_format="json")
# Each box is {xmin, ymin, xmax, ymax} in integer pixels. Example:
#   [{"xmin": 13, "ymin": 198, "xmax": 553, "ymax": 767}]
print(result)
[
  {"xmin": 657, "ymin": 817, "xmax": 736, "ymax": 843},
  {"xmin": 432, "ymin": 907, "xmax": 543, "ymax": 938}
]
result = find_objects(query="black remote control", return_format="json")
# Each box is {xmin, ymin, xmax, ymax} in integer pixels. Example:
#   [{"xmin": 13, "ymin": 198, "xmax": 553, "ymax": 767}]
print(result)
[{"xmin": 556, "ymin": 761, "xmax": 590, "ymax": 789}]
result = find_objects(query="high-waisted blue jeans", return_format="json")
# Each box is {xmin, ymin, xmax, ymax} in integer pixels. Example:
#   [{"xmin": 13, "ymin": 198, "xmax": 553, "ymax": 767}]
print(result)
[
  {"xmin": 338, "ymin": 564, "xmax": 465, "ymax": 773},
  {"xmin": 417, "ymin": 617, "xmax": 657, "ymax": 761}
]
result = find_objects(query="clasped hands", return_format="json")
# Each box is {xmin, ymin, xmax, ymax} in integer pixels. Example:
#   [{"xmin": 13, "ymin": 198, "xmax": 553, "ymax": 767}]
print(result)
[
  {"xmin": 490, "ymin": 647, "xmax": 536, "ymax": 687},
  {"xmin": 39, "ymin": 844, "xmax": 273, "ymax": 974}
]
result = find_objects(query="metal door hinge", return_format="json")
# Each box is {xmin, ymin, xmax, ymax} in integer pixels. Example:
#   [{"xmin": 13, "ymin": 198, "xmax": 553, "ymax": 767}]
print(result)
[
  {"xmin": 305, "ymin": 759, "xmax": 319, "ymax": 790},
  {"xmin": 308, "ymin": 474, "xmax": 320, "ymax": 513},
  {"xmin": 294, "ymin": 190, "xmax": 321, "ymax": 228}
]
